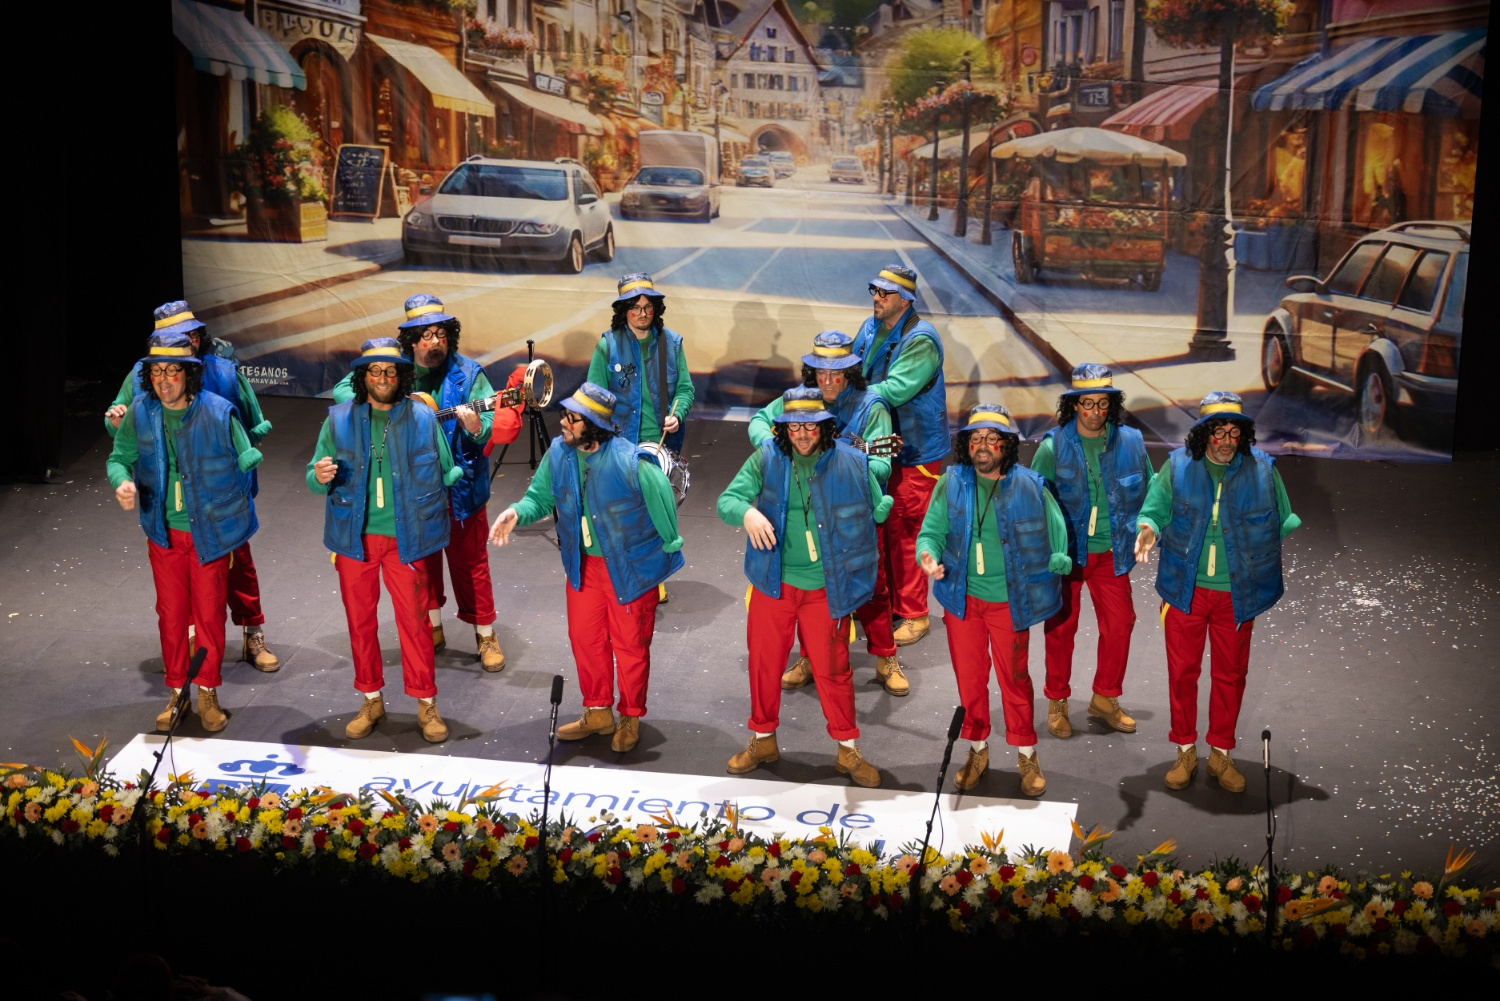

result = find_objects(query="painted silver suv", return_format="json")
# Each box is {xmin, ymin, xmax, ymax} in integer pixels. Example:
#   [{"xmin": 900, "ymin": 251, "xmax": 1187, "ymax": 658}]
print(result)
[
  {"xmin": 1262, "ymin": 221, "xmax": 1466, "ymax": 439},
  {"xmin": 402, "ymin": 156, "xmax": 615, "ymax": 273}
]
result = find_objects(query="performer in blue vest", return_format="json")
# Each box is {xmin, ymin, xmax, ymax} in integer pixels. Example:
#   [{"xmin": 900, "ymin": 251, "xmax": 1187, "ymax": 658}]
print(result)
[
  {"xmin": 850, "ymin": 265, "xmax": 947, "ymax": 647},
  {"xmin": 331, "ymin": 294, "xmax": 514, "ymax": 671},
  {"xmin": 489, "ymin": 383, "xmax": 683, "ymax": 755},
  {"xmin": 1135, "ymin": 392, "xmax": 1300, "ymax": 794},
  {"xmin": 105, "ymin": 301, "xmax": 280, "ymax": 672},
  {"xmin": 747, "ymin": 331, "xmax": 906, "ymax": 695},
  {"xmin": 308, "ymin": 339, "xmax": 462, "ymax": 744},
  {"xmin": 1030, "ymin": 363, "xmax": 1154, "ymax": 739},
  {"xmin": 917, "ymin": 404, "xmax": 1072, "ymax": 796},
  {"xmin": 106, "ymin": 332, "xmax": 263, "ymax": 734},
  {"xmin": 716, "ymin": 388, "xmax": 893, "ymax": 787}
]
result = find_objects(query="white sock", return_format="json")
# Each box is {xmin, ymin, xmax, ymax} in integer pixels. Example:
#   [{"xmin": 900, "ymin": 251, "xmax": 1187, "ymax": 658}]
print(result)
[
  {"xmin": 586, "ymin": 705, "xmax": 609, "ymax": 711},
  {"xmin": 475, "ymin": 624, "xmax": 494, "ymax": 637},
  {"xmin": 838, "ymin": 739, "xmax": 857, "ymax": 749},
  {"xmin": 1209, "ymin": 745, "xmax": 1230, "ymax": 754},
  {"xmin": 971, "ymin": 740, "xmax": 987, "ymax": 752},
  {"xmin": 1017, "ymin": 745, "xmax": 1035, "ymax": 759},
  {"xmin": 198, "ymin": 685, "xmax": 215, "ymax": 693},
  {"xmin": 419, "ymin": 697, "xmax": 434, "ymax": 706},
  {"xmin": 428, "ymin": 610, "xmax": 441, "ymax": 626},
  {"xmin": 1180, "ymin": 743, "xmax": 1196, "ymax": 753},
  {"xmin": 187, "ymin": 625, "xmax": 195, "ymax": 639},
  {"xmin": 171, "ymin": 687, "xmax": 182, "ymax": 695},
  {"xmin": 751, "ymin": 729, "xmax": 774, "ymax": 739},
  {"xmin": 364, "ymin": 690, "xmax": 381, "ymax": 701}
]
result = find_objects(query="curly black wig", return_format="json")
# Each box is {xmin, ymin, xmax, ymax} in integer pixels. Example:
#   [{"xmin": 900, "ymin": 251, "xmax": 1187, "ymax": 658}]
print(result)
[
  {"xmin": 1186, "ymin": 418, "xmax": 1256, "ymax": 461},
  {"xmin": 799, "ymin": 364, "xmax": 869, "ymax": 391},
  {"xmin": 952, "ymin": 428, "xmax": 1019, "ymax": 476},
  {"xmin": 772, "ymin": 419, "xmax": 838, "ymax": 456},
  {"xmin": 397, "ymin": 318, "xmax": 461, "ymax": 359},
  {"xmin": 571, "ymin": 417, "xmax": 617, "ymax": 449},
  {"xmin": 351, "ymin": 364, "xmax": 416, "ymax": 405},
  {"xmin": 139, "ymin": 363, "xmax": 203, "ymax": 401},
  {"xmin": 610, "ymin": 296, "xmax": 666, "ymax": 333},
  {"xmin": 1056, "ymin": 392, "xmax": 1126, "ymax": 428}
]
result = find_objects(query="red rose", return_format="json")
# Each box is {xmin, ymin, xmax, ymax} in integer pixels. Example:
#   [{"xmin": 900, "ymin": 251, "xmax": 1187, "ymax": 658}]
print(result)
[
  {"xmin": 1277, "ymin": 886, "xmax": 1294, "ymax": 903},
  {"xmin": 223, "ymin": 810, "xmax": 236, "ymax": 823},
  {"xmin": 586, "ymin": 831, "xmax": 602, "ymax": 843},
  {"xmin": 788, "ymin": 871, "xmax": 802, "ymax": 887},
  {"xmin": 672, "ymin": 877, "xmax": 686, "ymax": 894},
  {"xmin": 606, "ymin": 866, "xmax": 622, "ymax": 885},
  {"xmin": 99, "ymin": 805, "xmax": 114, "ymax": 823},
  {"xmin": 888, "ymin": 891, "xmax": 904, "ymax": 911},
  {"xmin": 866, "ymin": 894, "xmax": 882, "ymax": 910},
  {"xmin": 1332, "ymin": 890, "xmax": 1345, "ymax": 900},
  {"xmin": 398, "ymin": 837, "xmax": 412, "ymax": 851},
  {"xmin": 956, "ymin": 870, "xmax": 973, "ymax": 886},
  {"xmin": 1243, "ymin": 894, "xmax": 1262, "ymax": 912},
  {"xmin": 524, "ymin": 836, "xmax": 539, "ymax": 850},
  {"xmin": 188, "ymin": 813, "xmax": 203, "ymax": 827},
  {"xmin": 282, "ymin": 835, "xmax": 296, "ymax": 849},
  {"xmin": 235, "ymin": 836, "xmax": 252, "ymax": 853},
  {"xmin": 1443, "ymin": 901, "xmax": 1463, "ymax": 917},
  {"xmin": 768, "ymin": 842, "xmax": 781, "ymax": 857},
  {"xmin": 463, "ymin": 860, "xmax": 477, "ymax": 877},
  {"xmin": 996, "ymin": 907, "xmax": 1011, "ymax": 922},
  {"xmin": 61, "ymin": 820, "xmax": 79, "ymax": 834},
  {"xmin": 1392, "ymin": 899, "xmax": 1408, "ymax": 915},
  {"xmin": 247, "ymin": 797, "xmax": 260, "ymax": 810},
  {"xmin": 1195, "ymin": 887, "xmax": 1209, "ymax": 900},
  {"xmin": 717, "ymin": 839, "xmax": 730, "ymax": 851},
  {"xmin": 1067, "ymin": 906, "xmax": 1081, "ymax": 922},
  {"xmin": 479, "ymin": 847, "xmax": 492, "ymax": 860},
  {"xmin": 347, "ymin": 819, "xmax": 365, "ymax": 836},
  {"xmin": 495, "ymin": 824, "xmax": 508, "ymax": 837},
  {"xmin": 1078, "ymin": 875, "xmax": 1094, "ymax": 891},
  {"xmin": 618, "ymin": 845, "xmax": 630, "ymax": 858},
  {"xmin": 725, "ymin": 879, "xmax": 741, "ymax": 894},
  {"xmin": 958, "ymin": 901, "xmax": 973, "ymax": 917},
  {"xmin": 999, "ymin": 865, "xmax": 1016, "ymax": 881},
  {"xmin": 1168, "ymin": 890, "xmax": 1183, "ymax": 905},
  {"xmin": 559, "ymin": 848, "xmax": 573, "ymax": 865},
  {"xmin": 1142, "ymin": 871, "xmax": 1159, "ymax": 887},
  {"xmin": 443, "ymin": 821, "xmax": 458, "ymax": 833},
  {"xmin": 1110, "ymin": 864, "xmax": 1127, "ymax": 879},
  {"xmin": 666, "ymin": 830, "xmax": 681, "ymax": 840},
  {"xmin": 987, "ymin": 888, "xmax": 1002, "ymax": 903},
  {"xmin": 845, "ymin": 863, "xmax": 861, "ymax": 877},
  {"xmin": 287, "ymin": 807, "xmax": 303, "ymax": 820},
  {"xmin": 714, "ymin": 855, "xmax": 730, "ymax": 868},
  {"xmin": 312, "ymin": 830, "xmax": 327, "ymax": 848},
  {"xmin": 156, "ymin": 828, "xmax": 171, "ymax": 843},
  {"xmin": 1046, "ymin": 889, "xmax": 1057, "ymax": 904},
  {"xmin": 358, "ymin": 842, "xmax": 377, "ymax": 858}
]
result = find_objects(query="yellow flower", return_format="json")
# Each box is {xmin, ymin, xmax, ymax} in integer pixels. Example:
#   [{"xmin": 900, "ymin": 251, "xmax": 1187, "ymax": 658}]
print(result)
[
  {"xmin": 43, "ymin": 802, "xmax": 69, "ymax": 824},
  {"xmin": 1124, "ymin": 906, "xmax": 1146, "ymax": 925},
  {"xmin": 1046, "ymin": 850, "xmax": 1074, "ymax": 875},
  {"xmin": 86, "ymin": 820, "xmax": 107, "ymax": 839},
  {"xmin": 336, "ymin": 847, "xmax": 356, "ymax": 862}
]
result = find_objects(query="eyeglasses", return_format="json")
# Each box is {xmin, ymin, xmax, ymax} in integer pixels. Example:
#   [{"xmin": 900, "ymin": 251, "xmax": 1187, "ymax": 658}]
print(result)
[
  {"xmin": 148, "ymin": 364, "xmax": 185, "ymax": 378},
  {"xmin": 627, "ymin": 303, "xmax": 654, "ymax": 314},
  {"xmin": 561, "ymin": 411, "xmax": 585, "ymax": 425},
  {"xmin": 1210, "ymin": 426, "xmax": 1243, "ymax": 442},
  {"xmin": 969, "ymin": 433, "xmax": 1005, "ymax": 447},
  {"xmin": 1076, "ymin": 397, "xmax": 1111, "ymax": 411},
  {"xmin": 785, "ymin": 422, "xmax": 821, "ymax": 433},
  {"xmin": 365, "ymin": 365, "xmax": 400, "ymax": 380},
  {"xmin": 417, "ymin": 329, "xmax": 446, "ymax": 344},
  {"xmin": 868, "ymin": 286, "xmax": 898, "ymax": 299}
]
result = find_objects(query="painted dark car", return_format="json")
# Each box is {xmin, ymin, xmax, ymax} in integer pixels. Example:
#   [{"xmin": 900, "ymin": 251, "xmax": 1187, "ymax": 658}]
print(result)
[
  {"xmin": 1262, "ymin": 220, "xmax": 1466, "ymax": 439},
  {"xmin": 767, "ymin": 151, "xmax": 797, "ymax": 178},
  {"xmin": 737, "ymin": 156, "xmax": 776, "ymax": 188},
  {"xmin": 829, "ymin": 156, "xmax": 865, "ymax": 184},
  {"xmin": 620, "ymin": 166, "xmax": 718, "ymax": 222}
]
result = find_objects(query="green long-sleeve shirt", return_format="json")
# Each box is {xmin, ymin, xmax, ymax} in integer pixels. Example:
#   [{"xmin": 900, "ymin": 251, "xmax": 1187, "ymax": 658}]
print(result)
[
  {"xmin": 587, "ymin": 331, "xmax": 695, "ymax": 443},
  {"xmin": 915, "ymin": 472, "xmax": 1072, "ymax": 604},
  {"xmin": 107, "ymin": 401, "xmax": 263, "ymax": 532},
  {"xmin": 507, "ymin": 445, "xmax": 683, "ymax": 556},
  {"xmin": 863, "ymin": 318, "xmax": 941, "ymax": 409},
  {"xmin": 108, "ymin": 367, "xmax": 271, "ymax": 444},
  {"xmin": 747, "ymin": 389, "xmax": 894, "ymax": 485},
  {"xmin": 716, "ymin": 447, "xmax": 892, "ymax": 591},
  {"xmin": 304, "ymin": 407, "xmax": 461, "ymax": 539},
  {"xmin": 330, "ymin": 361, "xmax": 495, "ymax": 446},
  {"xmin": 1030, "ymin": 432, "xmax": 1155, "ymax": 555},
  {"xmin": 1136, "ymin": 457, "xmax": 1300, "ymax": 592}
]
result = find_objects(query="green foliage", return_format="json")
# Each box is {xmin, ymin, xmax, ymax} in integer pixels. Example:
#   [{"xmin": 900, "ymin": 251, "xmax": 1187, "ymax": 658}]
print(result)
[{"xmin": 886, "ymin": 28, "xmax": 995, "ymax": 109}]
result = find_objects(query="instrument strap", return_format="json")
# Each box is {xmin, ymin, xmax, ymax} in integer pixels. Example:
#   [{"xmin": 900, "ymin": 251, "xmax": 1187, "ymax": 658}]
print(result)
[{"xmin": 654, "ymin": 326, "xmax": 671, "ymax": 443}]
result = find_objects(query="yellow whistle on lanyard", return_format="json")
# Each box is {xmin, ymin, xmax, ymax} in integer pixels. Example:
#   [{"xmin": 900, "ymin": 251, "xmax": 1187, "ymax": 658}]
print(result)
[
  {"xmin": 806, "ymin": 530, "xmax": 818, "ymax": 562},
  {"xmin": 376, "ymin": 478, "xmax": 385, "ymax": 509},
  {"xmin": 175, "ymin": 481, "xmax": 183, "ymax": 513},
  {"xmin": 1207, "ymin": 544, "xmax": 1216, "ymax": 577},
  {"xmin": 1088, "ymin": 505, "xmax": 1098, "ymax": 536},
  {"xmin": 975, "ymin": 542, "xmax": 985, "ymax": 576},
  {"xmin": 582, "ymin": 515, "xmax": 593, "ymax": 548}
]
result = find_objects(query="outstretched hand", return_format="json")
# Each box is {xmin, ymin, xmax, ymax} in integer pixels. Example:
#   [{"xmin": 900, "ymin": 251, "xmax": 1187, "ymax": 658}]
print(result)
[
  {"xmin": 918, "ymin": 551, "xmax": 945, "ymax": 580},
  {"xmin": 743, "ymin": 508, "xmax": 778, "ymax": 551},
  {"xmin": 489, "ymin": 508, "xmax": 519, "ymax": 546},
  {"xmin": 1134, "ymin": 524, "xmax": 1157, "ymax": 565}
]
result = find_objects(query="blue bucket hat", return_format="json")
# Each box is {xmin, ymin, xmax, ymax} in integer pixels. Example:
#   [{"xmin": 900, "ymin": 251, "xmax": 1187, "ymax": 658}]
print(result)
[
  {"xmin": 614, "ymin": 273, "xmax": 666, "ymax": 306},
  {"xmin": 801, "ymin": 331, "xmax": 863, "ymax": 371},
  {"xmin": 351, "ymin": 337, "xmax": 413, "ymax": 369},
  {"xmin": 137, "ymin": 331, "xmax": 203, "ymax": 370},
  {"xmin": 1061, "ymin": 362, "xmax": 1123, "ymax": 397},
  {"xmin": 1192, "ymin": 390, "xmax": 1254, "ymax": 429},
  {"xmin": 956, "ymin": 402, "xmax": 1018, "ymax": 437},
  {"xmin": 560, "ymin": 381, "xmax": 621, "ymax": 433},
  {"xmin": 397, "ymin": 293, "xmax": 458, "ymax": 330},
  {"xmin": 152, "ymin": 300, "xmax": 206, "ymax": 340},
  {"xmin": 868, "ymin": 264, "xmax": 918, "ymax": 302},
  {"xmin": 773, "ymin": 386, "xmax": 837, "ymax": 425}
]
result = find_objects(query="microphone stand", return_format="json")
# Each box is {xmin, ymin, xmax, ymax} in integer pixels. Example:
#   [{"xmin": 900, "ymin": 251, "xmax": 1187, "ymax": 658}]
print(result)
[
  {"xmin": 1261, "ymin": 728, "xmax": 1277, "ymax": 948},
  {"xmin": 537, "ymin": 675, "xmax": 564, "ymax": 891},
  {"xmin": 136, "ymin": 647, "xmax": 206, "ymax": 857},
  {"xmin": 912, "ymin": 706, "xmax": 965, "ymax": 927}
]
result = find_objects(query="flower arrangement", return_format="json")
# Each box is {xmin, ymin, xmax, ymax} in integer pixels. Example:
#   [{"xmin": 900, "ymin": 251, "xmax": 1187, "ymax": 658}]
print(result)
[
  {"xmin": 4, "ymin": 751, "xmax": 1495, "ymax": 963},
  {"xmin": 904, "ymin": 81, "xmax": 1007, "ymax": 132},
  {"xmin": 570, "ymin": 68, "xmax": 628, "ymax": 113},
  {"xmin": 230, "ymin": 106, "xmax": 327, "ymax": 207},
  {"xmin": 466, "ymin": 17, "xmax": 537, "ymax": 55},
  {"xmin": 1143, "ymin": 0, "xmax": 1293, "ymax": 49}
]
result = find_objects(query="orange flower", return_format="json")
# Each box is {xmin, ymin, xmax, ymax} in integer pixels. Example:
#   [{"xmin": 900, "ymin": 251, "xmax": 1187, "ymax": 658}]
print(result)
[
  {"xmin": 1363, "ymin": 900, "xmax": 1385, "ymax": 922},
  {"xmin": 442, "ymin": 842, "xmax": 461, "ymax": 861},
  {"xmin": 283, "ymin": 817, "xmax": 301, "ymax": 838},
  {"xmin": 191, "ymin": 821, "xmax": 210, "ymax": 840},
  {"xmin": 726, "ymin": 836, "xmax": 746, "ymax": 853},
  {"xmin": 675, "ymin": 850, "xmax": 694, "ymax": 870},
  {"xmin": 1098, "ymin": 877, "xmax": 1122, "ymax": 903},
  {"xmin": 808, "ymin": 849, "xmax": 828, "ymax": 864},
  {"xmin": 474, "ymin": 815, "xmax": 494, "ymax": 835},
  {"xmin": 507, "ymin": 855, "xmax": 527, "ymax": 875},
  {"xmin": 1012, "ymin": 887, "xmax": 1033, "ymax": 908},
  {"xmin": 894, "ymin": 854, "xmax": 919, "ymax": 875},
  {"xmin": 939, "ymin": 874, "xmax": 961, "ymax": 896},
  {"xmin": 417, "ymin": 814, "xmax": 438, "ymax": 833},
  {"xmin": 605, "ymin": 851, "xmax": 620, "ymax": 867},
  {"xmin": 5, "ymin": 774, "xmax": 29, "ymax": 789},
  {"xmin": 1191, "ymin": 911, "xmax": 1215, "ymax": 932},
  {"xmin": 761, "ymin": 868, "xmax": 782, "ymax": 885},
  {"xmin": 1413, "ymin": 881, "xmax": 1434, "ymax": 899},
  {"xmin": 1225, "ymin": 876, "xmax": 1243, "ymax": 893},
  {"xmin": 23, "ymin": 802, "xmax": 41, "ymax": 822},
  {"xmin": 634, "ymin": 824, "xmax": 659, "ymax": 844},
  {"xmin": 840, "ymin": 882, "xmax": 858, "ymax": 899},
  {"xmin": 78, "ymin": 781, "xmax": 99, "ymax": 798},
  {"xmin": 259, "ymin": 792, "xmax": 281, "ymax": 810},
  {"xmin": 111, "ymin": 807, "xmax": 132, "ymax": 826},
  {"xmin": 968, "ymin": 857, "xmax": 990, "ymax": 876},
  {"xmin": 1465, "ymin": 919, "xmax": 1487, "ymax": 938},
  {"xmin": 1046, "ymin": 850, "xmax": 1074, "ymax": 875},
  {"xmin": 1317, "ymin": 875, "xmax": 1338, "ymax": 895}
]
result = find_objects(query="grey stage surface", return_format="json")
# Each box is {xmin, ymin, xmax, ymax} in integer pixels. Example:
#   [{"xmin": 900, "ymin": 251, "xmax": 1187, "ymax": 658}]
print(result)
[{"xmin": 3, "ymin": 396, "xmax": 1496, "ymax": 875}]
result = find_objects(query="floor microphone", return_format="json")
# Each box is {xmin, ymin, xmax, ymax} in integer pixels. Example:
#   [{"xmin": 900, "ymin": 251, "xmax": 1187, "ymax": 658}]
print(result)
[
  {"xmin": 947, "ymin": 705, "xmax": 965, "ymax": 741},
  {"xmin": 550, "ymin": 674, "xmax": 564, "ymax": 706},
  {"xmin": 186, "ymin": 646, "xmax": 207, "ymax": 685},
  {"xmin": 1262, "ymin": 728, "xmax": 1271, "ymax": 771}
]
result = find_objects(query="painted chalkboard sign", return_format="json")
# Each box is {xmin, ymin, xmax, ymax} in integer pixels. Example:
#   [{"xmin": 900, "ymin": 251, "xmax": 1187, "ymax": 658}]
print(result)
[{"xmin": 330, "ymin": 144, "xmax": 389, "ymax": 219}]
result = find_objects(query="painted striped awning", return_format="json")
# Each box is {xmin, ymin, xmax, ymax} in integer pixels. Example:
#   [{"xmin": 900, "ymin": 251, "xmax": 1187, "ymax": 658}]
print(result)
[
  {"xmin": 1103, "ymin": 76, "xmax": 1253, "ymax": 143},
  {"xmin": 171, "ymin": 0, "xmax": 305, "ymax": 90},
  {"xmin": 367, "ymin": 35, "xmax": 495, "ymax": 117},
  {"xmin": 1251, "ymin": 29, "xmax": 1485, "ymax": 119}
]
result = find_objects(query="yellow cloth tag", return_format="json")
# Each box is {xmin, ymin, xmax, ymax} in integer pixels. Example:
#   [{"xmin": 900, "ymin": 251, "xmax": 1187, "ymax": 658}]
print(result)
[
  {"xmin": 1207, "ymin": 543, "xmax": 1216, "ymax": 577},
  {"xmin": 582, "ymin": 515, "xmax": 593, "ymax": 548},
  {"xmin": 975, "ymin": 542, "xmax": 985, "ymax": 576},
  {"xmin": 806, "ymin": 529, "xmax": 818, "ymax": 562},
  {"xmin": 1088, "ymin": 505, "xmax": 1098, "ymax": 536},
  {"xmin": 376, "ymin": 478, "xmax": 385, "ymax": 509}
]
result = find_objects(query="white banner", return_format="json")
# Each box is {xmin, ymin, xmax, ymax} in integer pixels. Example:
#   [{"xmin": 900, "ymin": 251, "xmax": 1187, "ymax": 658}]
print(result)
[{"xmin": 109, "ymin": 735, "xmax": 1077, "ymax": 853}]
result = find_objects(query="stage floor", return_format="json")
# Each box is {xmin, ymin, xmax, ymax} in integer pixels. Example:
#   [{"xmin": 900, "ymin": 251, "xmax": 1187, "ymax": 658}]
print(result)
[{"xmin": 3, "ymin": 396, "xmax": 1496, "ymax": 872}]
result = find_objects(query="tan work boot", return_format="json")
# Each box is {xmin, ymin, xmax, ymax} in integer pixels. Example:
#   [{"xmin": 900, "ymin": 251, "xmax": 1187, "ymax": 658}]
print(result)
[
  {"xmin": 834, "ymin": 744, "xmax": 882, "ymax": 788},
  {"xmin": 418, "ymin": 699, "xmax": 449, "ymax": 743},
  {"xmin": 727, "ymin": 734, "xmax": 779, "ymax": 774},
  {"xmin": 875, "ymin": 656, "xmax": 910, "ymax": 696},
  {"xmin": 557, "ymin": 707, "xmax": 616, "ymax": 741},
  {"xmin": 611, "ymin": 715, "xmax": 640, "ymax": 753},
  {"xmin": 431, "ymin": 622, "xmax": 446, "ymax": 652},
  {"xmin": 476, "ymin": 632, "xmax": 506, "ymax": 673},
  {"xmin": 892, "ymin": 616, "xmax": 930, "ymax": 646},
  {"xmin": 1207, "ymin": 748, "xmax": 1246, "ymax": 793},
  {"xmin": 197, "ymin": 688, "xmax": 228, "ymax": 733},
  {"xmin": 1165, "ymin": 745, "xmax": 1198, "ymax": 790},
  {"xmin": 242, "ymin": 628, "xmax": 280, "ymax": 672},
  {"xmin": 156, "ymin": 692, "xmax": 188, "ymax": 732},
  {"xmin": 1047, "ymin": 699, "xmax": 1072, "ymax": 738},
  {"xmin": 781, "ymin": 656, "xmax": 813, "ymax": 691},
  {"xmin": 954, "ymin": 745, "xmax": 989, "ymax": 791},
  {"xmin": 1087, "ymin": 693, "xmax": 1137, "ymax": 733},
  {"xmin": 1017, "ymin": 750, "xmax": 1046, "ymax": 797},
  {"xmin": 345, "ymin": 694, "xmax": 385, "ymax": 739}
]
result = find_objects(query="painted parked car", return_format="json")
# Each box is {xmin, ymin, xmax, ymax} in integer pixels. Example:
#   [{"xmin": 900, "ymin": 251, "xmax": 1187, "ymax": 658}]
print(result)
[
  {"xmin": 767, "ymin": 151, "xmax": 796, "ymax": 178},
  {"xmin": 1261, "ymin": 220, "xmax": 1467, "ymax": 438},
  {"xmin": 737, "ymin": 156, "xmax": 776, "ymax": 188},
  {"xmin": 621, "ymin": 166, "xmax": 718, "ymax": 222},
  {"xmin": 401, "ymin": 156, "xmax": 615, "ymax": 273},
  {"xmin": 828, "ymin": 156, "xmax": 865, "ymax": 184}
]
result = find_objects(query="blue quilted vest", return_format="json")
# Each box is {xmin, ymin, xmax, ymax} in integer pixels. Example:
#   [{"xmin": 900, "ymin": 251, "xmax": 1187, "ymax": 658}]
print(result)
[
  {"xmin": 129, "ymin": 391, "xmax": 256, "ymax": 563},
  {"xmin": 743, "ymin": 441, "xmax": 878, "ymax": 619},
  {"xmin": 830, "ymin": 386, "xmax": 889, "ymax": 446},
  {"xmin": 433, "ymin": 354, "xmax": 491, "ymax": 522},
  {"xmin": 1042, "ymin": 421, "xmax": 1151, "ymax": 575},
  {"xmin": 550, "ymin": 435, "xmax": 683, "ymax": 603},
  {"xmin": 1155, "ymin": 447, "xmax": 1284, "ymax": 624},
  {"xmin": 322, "ymin": 399, "xmax": 451, "ymax": 564},
  {"xmin": 932, "ymin": 465, "xmax": 1062, "ymax": 630},
  {"xmin": 851, "ymin": 307, "xmax": 947, "ymax": 465},
  {"xmin": 601, "ymin": 326, "xmax": 686, "ymax": 446}
]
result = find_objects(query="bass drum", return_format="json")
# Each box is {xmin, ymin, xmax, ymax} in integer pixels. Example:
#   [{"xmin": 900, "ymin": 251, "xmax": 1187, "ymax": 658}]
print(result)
[{"xmin": 639, "ymin": 441, "xmax": 690, "ymax": 507}]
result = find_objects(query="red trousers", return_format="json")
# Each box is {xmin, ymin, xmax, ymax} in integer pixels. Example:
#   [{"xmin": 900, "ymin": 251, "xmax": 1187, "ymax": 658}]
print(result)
[
  {"xmin": 1163, "ymin": 587, "xmax": 1254, "ymax": 750},
  {"xmin": 423, "ymin": 507, "xmax": 497, "ymax": 626},
  {"xmin": 882, "ymin": 460, "xmax": 942, "ymax": 619},
  {"xmin": 944, "ymin": 596, "xmax": 1036, "ymax": 746},
  {"xmin": 794, "ymin": 534, "xmax": 897, "ymax": 661},
  {"xmin": 566, "ymin": 554, "xmax": 659, "ymax": 717},
  {"xmin": 226, "ymin": 541, "xmax": 263, "ymax": 627},
  {"xmin": 335, "ymin": 534, "xmax": 437, "ymax": 699},
  {"xmin": 1043, "ymin": 551, "xmax": 1136, "ymax": 700},
  {"xmin": 148, "ymin": 529, "xmax": 229, "ymax": 689},
  {"xmin": 749, "ymin": 584, "xmax": 859, "ymax": 740}
]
